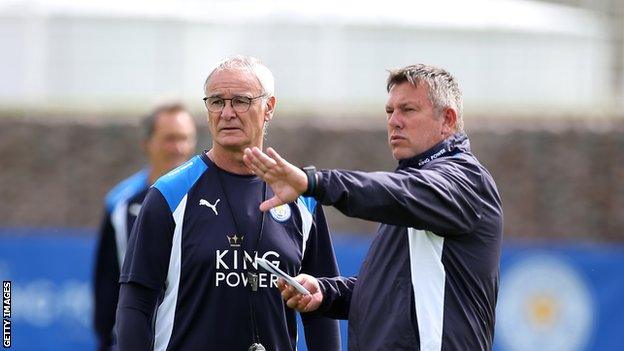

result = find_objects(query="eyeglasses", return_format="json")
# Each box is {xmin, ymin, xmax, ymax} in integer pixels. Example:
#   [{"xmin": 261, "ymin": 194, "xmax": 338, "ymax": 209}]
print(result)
[{"xmin": 202, "ymin": 94, "xmax": 266, "ymax": 113}]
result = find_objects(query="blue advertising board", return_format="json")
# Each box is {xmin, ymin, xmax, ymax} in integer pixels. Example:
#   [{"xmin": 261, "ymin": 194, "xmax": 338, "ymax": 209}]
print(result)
[
  {"xmin": 494, "ymin": 242, "xmax": 624, "ymax": 351},
  {"xmin": 0, "ymin": 229, "xmax": 622, "ymax": 351}
]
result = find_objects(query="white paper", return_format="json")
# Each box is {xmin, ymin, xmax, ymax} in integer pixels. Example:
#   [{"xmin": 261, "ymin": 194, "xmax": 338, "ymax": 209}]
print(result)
[{"xmin": 255, "ymin": 258, "xmax": 311, "ymax": 295}]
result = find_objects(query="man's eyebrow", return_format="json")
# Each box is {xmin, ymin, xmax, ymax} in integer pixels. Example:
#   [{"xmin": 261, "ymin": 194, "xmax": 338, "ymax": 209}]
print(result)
[{"xmin": 399, "ymin": 102, "xmax": 419, "ymax": 108}]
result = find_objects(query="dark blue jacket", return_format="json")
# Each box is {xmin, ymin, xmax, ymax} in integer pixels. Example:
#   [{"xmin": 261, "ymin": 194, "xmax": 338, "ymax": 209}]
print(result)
[
  {"xmin": 315, "ymin": 133, "xmax": 503, "ymax": 351},
  {"xmin": 115, "ymin": 153, "xmax": 341, "ymax": 351}
]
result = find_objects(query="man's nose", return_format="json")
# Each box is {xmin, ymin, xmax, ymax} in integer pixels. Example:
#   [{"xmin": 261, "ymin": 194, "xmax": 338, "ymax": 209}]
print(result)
[
  {"xmin": 388, "ymin": 112, "xmax": 402, "ymax": 129},
  {"xmin": 220, "ymin": 100, "xmax": 237, "ymax": 120}
]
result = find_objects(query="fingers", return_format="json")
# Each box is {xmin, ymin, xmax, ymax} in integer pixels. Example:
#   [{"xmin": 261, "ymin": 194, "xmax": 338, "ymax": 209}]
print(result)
[
  {"xmin": 277, "ymin": 274, "xmax": 322, "ymax": 313},
  {"xmin": 243, "ymin": 147, "xmax": 274, "ymax": 175},
  {"xmin": 286, "ymin": 295, "xmax": 304, "ymax": 310},
  {"xmin": 243, "ymin": 153, "xmax": 265, "ymax": 177},
  {"xmin": 244, "ymin": 146, "xmax": 299, "ymax": 211},
  {"xmin": 281, "ymin": 284, "xmax": 311, "ymax": 312},
  {"xmin": 259, "ymin": 196, "xmax": 285, "ymax": 212},
  {"xmin": 302, "ymin": 296, "xmax": 316, "ymax": 312},
  {"xmin": 276, "ymin": 278, "xmax": 287, "ymax": 291},
  {"xmin": 280, "ymin": 282, "xmax": 298, "ymax": 303},
  {"xmin": 288, "ymin": 295, "xmax": 314, "ymax": 312},
  {"xmin": 266, "ymin": 147, "xmax": 288, "ymax": 167},
  {"xmin": 250, "ymin": 147, "xmax": 278, "ymax": 168}
]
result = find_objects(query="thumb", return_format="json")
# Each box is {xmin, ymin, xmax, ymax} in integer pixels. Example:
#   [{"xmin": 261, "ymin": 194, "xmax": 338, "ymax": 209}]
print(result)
[{"xmin": 259, "ymin": 196, "xmax": 285, "ymax": 212}]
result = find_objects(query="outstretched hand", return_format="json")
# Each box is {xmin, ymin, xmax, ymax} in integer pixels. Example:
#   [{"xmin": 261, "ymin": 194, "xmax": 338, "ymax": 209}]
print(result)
[
  {"xmin": 243, "ymin": 147, "xmax": 308, "ymax": 212},
  {"xmin": 277, "ymin": 274, "xmax": 323, "ymax": 313}
]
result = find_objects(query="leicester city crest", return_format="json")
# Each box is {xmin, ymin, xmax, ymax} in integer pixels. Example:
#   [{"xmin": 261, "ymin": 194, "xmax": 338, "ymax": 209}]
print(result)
[
  {"xmin": 269, "ymin": 204, "xmax": 291, "ymax": 222},
  {"xmin": 496, "ymin": 254, "xmax": 594, "ymax": 351}
]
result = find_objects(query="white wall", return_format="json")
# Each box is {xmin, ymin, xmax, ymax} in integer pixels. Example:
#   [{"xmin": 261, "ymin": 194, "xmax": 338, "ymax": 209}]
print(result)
[{"xmin": 0, "ymin": 0, "xmax": 614, "ymax": 116}]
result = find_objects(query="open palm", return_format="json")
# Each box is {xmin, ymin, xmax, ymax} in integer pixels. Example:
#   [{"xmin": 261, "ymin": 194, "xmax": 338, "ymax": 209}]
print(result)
[{"xmin": 243, "ymin": 147, "xmax": 308, "ymax": 211}]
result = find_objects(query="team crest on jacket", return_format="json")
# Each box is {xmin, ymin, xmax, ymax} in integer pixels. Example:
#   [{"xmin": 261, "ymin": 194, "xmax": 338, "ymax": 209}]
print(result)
[{"xmin": 269, "ymin": 204, "xmax": 291, "ymax": 222}]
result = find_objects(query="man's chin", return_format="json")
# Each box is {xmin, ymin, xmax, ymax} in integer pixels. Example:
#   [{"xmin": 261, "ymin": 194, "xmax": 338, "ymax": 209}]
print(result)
[
  {"xmin": 391, "ymin": 148, "xmax": 417, "ymax": 161},
  {"xmin": 390, "ymin": 146, "xmax": 406, "ymax": 160},
  {"xmin": 216, "ymin": 136, "xmax": 247, "ymax": 147},
  {"xmin": 216, "ymin": 134, "xmax": 264, "ymax": 150}
]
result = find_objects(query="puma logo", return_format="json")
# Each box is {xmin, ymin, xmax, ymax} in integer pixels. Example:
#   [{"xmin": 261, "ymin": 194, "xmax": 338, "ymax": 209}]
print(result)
[{"xmin": 199, "ymin": 199, "xmax": 220, "ymax": 215}]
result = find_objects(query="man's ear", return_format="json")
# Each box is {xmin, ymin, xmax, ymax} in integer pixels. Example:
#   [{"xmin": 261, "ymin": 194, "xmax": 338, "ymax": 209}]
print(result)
[
  {"xmin": 264, "ymin": 96, "xmax": 276, "ymax": 121},
  {"xmin": 441, "ymin": 107, "xmax": 457, "ymax": 136}
]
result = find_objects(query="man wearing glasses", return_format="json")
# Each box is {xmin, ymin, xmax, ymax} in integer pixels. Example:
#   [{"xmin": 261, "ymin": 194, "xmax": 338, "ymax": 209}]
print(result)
[{"xmin": 115, "ymin": 55, "xmax": 341, "ymax": 351}]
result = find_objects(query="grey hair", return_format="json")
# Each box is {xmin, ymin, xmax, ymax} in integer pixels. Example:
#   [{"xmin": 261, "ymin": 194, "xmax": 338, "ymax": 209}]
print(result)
[
  {"xmin": 386, "ymin": 64, "xmax": 464, "ymax": 132},
  {"xmin": 203, "ymin": 55, "xmax": 275, "ymax": 97}
]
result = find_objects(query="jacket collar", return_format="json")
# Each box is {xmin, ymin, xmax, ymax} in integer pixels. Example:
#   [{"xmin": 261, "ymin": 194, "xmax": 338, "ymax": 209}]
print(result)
[{"xmin": 396, "ymin": 132, "xmax": 470, "ymax": 170}]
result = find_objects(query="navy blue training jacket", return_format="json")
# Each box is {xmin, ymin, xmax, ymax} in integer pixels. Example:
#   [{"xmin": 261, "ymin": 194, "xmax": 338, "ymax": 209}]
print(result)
[
  {"xmin": 116, "ymin": 153, "xmax": 341, "ymax": 351},
  {"xmin": 315, "ymin": 132, "xmax": 503, "ymax": 351}
]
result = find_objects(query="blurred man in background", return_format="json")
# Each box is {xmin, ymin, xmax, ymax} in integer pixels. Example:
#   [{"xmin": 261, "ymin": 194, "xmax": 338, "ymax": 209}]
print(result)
[
  {"xmin": 244, "ymin": 64, "xmax": 503, "ymax": 351},
  {"xmin": 115, "ymin": 55, "xmax": 340, "ymax": 351},
  {"xmin": 93, "ymin": 102, "xmax": 197, "ymax": 351}
]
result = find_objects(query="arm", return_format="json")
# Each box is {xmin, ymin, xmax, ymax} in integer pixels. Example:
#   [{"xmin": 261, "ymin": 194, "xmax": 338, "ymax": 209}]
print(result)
[
  {"xmin": 244, "ymin": 147, "xmax": 483, "ymax": 236},
  {"xmin": 298, "ymin": 203, "xmax": 341, "ymax": 350},
  {"xmin": 116, "ymin": 189, "xmax": 175, "ymax": 350},
  {"xmin": 115, "ymin": 282, "xmax": 159, "ymax": 351},
  {"xmin": 314, "ymin": 161, "xmax": 484, "ymax": 235},
  {"xmin": 279, "ymin": 275, "xmax": 356, "ymax": 321},
  {"xmin": 93, "ymin": 211, "xmax": 120, "ymax": 351},
  {"xmin": 317, "ymin": 276, "xmax": 357, "ymax": 320}
]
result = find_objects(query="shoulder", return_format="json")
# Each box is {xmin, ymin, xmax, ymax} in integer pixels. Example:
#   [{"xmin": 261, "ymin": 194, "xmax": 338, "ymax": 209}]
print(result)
[
  {"xmin": 427, "ymin": 151, "xmax": 500, "ymax": 198},
  {"xmin": 425, "ymin": 150, "xmax": 485, "ymax": 175},
  {"xmin": 104, "ymin": 168, "xmax": 150, "ymax": 213},
  {"xmin": 153, "ymin": 155, "xmax": 208, "ymax": 212}
]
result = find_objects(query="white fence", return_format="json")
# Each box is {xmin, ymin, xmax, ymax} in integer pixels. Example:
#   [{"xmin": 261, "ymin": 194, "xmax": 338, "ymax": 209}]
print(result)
[{"xmin": 0, "ymin": 0, "xmax": 616, "ymax": 116}]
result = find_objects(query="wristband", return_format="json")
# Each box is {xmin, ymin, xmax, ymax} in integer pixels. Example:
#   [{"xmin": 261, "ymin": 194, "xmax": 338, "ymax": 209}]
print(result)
[{"xmin": 301, "ymin": 166, "xmax": 317, "ymax": 197}]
